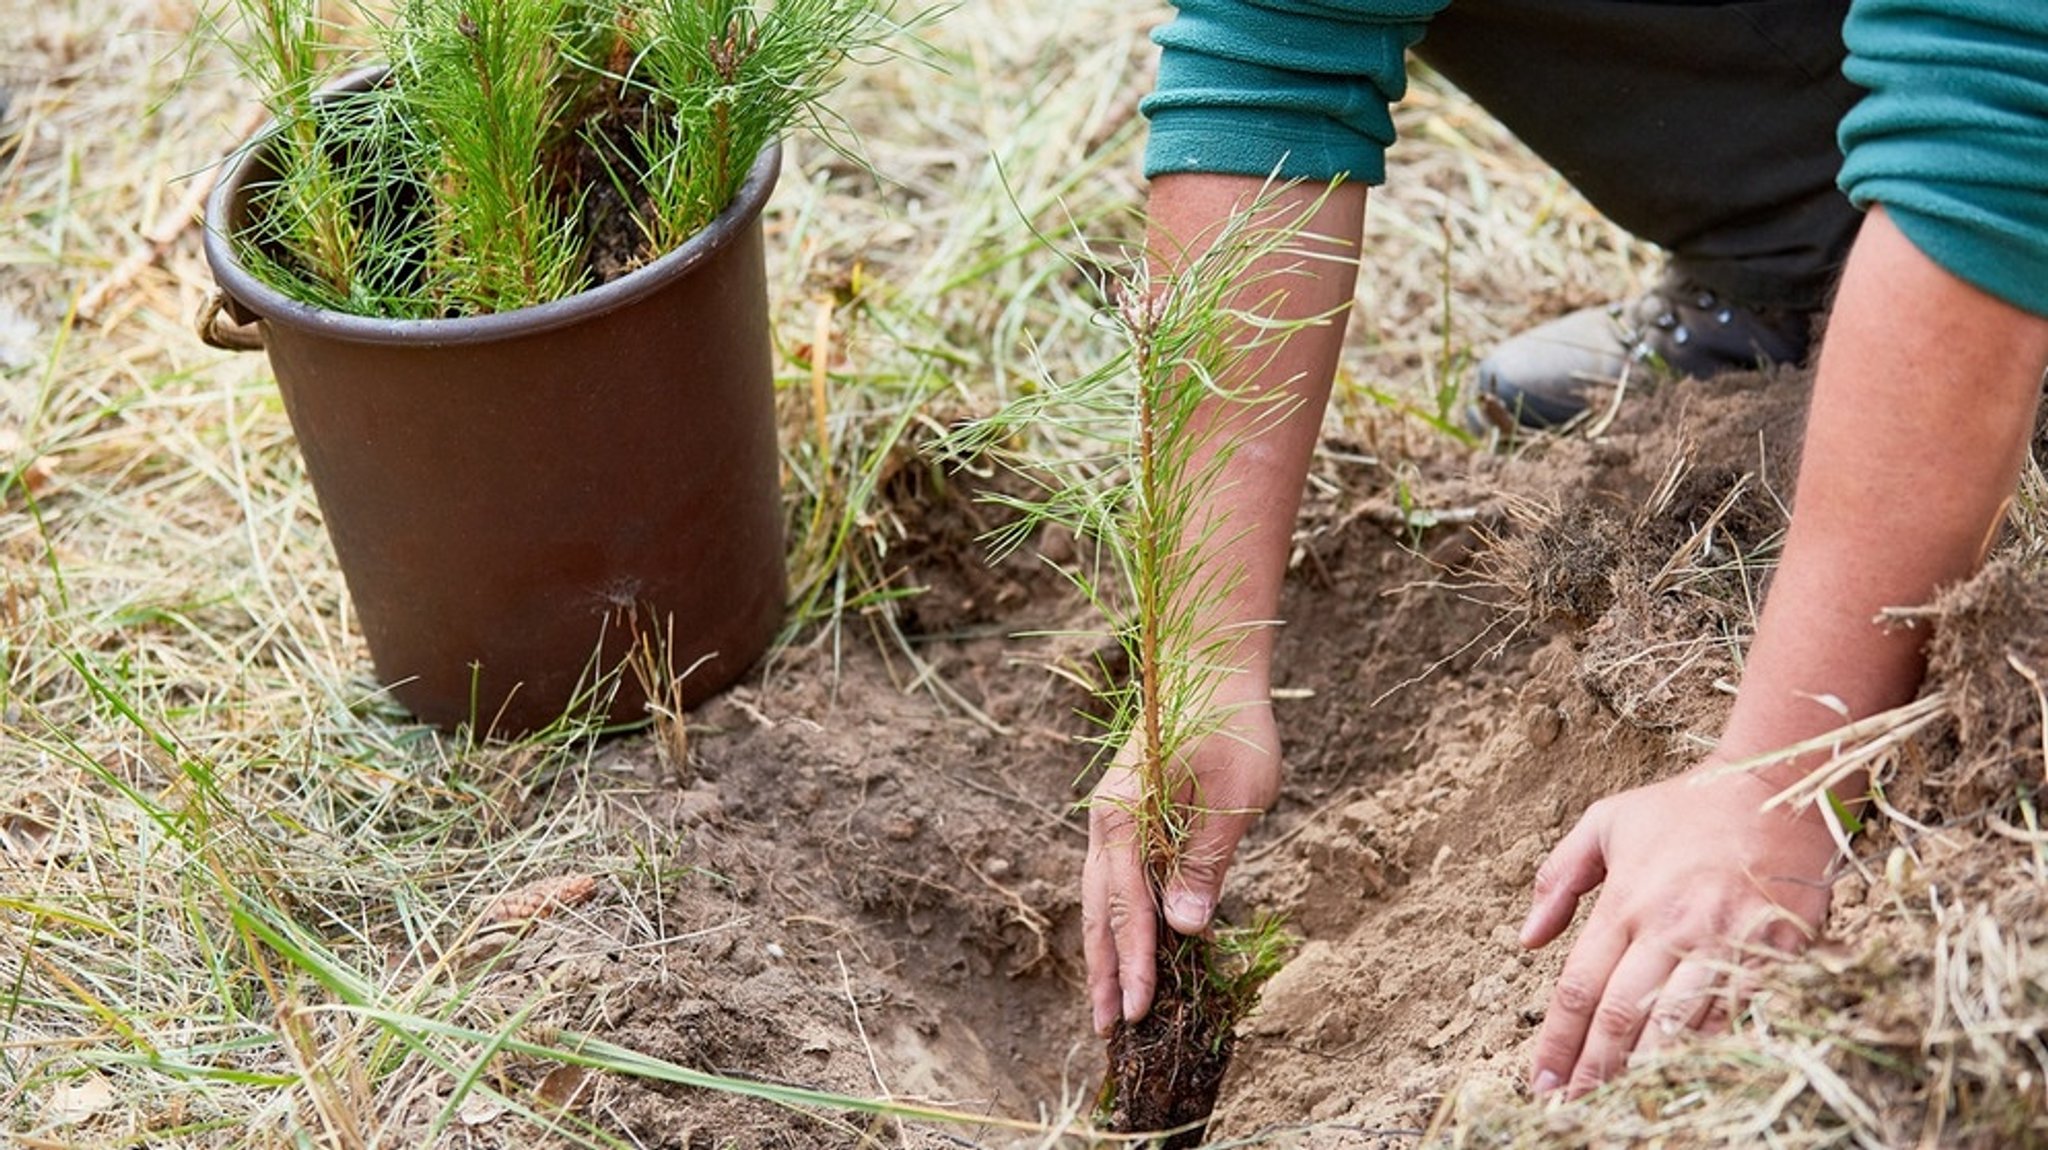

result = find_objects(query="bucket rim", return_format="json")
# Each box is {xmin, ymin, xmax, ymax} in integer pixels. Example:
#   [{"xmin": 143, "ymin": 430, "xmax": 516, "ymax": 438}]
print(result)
[{"xmin": 201, "ymin": 66, "xmax": 783, "ymax": 348}]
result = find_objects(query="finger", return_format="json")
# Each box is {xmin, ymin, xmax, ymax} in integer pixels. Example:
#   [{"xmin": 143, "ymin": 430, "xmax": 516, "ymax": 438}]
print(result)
[
  {"xmin": 1749, "ymin": 899, "xmax": 1821, "ymax": 960},
  {"xmin": 1697, "ymin": 1000, "xmax": 1733, "ymax": 1037},
  {"xmin": 1521, "ymin": 807, "xmax": 1609, "ymax": 950},
  {"xmin": 1528, "ymin": 909, "xmax": 1628, "ymax": 1097},
  {"xmin": 1082, "ymin": 838, "xmax": 1122, "ymax": 1035},
  {"xmin": 1108, "ymin": 850, "xmax": 1158, "ymax": 1025},
  {"xmin": 1564, "ymin": 940, "xmax": 1680, "ymax": 1097},
  {"xmin": 1086, "ymin": 768, "xmax": 1157, "ymax": 1029},
  {"xmin": 1634, "ymin": 955, "xmax": 1721, "ymax": 1060},
  {"xmin": 1683, "ymin": 900, "xmax": 1816, "ymax": 1041},
  {"xmin": 1161, "ymin": 800, "xmax": 1262, "ymax": 936},
  {"xmin": 1083, "ymin": 768, "xmax": 1141, "ymax": 1034},
  {"xmin": 1712, "ymin": 941, "xmax": 1778, "ymax": 1036}
]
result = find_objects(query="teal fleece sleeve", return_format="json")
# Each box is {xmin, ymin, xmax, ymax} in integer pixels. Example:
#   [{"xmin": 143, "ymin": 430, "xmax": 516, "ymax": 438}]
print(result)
[
  {"xmin": 1141, "ymin": 0, "xmax": 1448, "ymax": 184},
  {"xmin": 1838, "ymin": 2, "xmax": 2048, "ymax": 318}
]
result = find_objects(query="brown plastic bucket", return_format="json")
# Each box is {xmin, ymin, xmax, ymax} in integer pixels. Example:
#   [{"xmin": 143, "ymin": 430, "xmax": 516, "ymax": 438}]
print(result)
[{"xmin": 201, "ymin": 81, "xmax": 786, "ymax": 735}]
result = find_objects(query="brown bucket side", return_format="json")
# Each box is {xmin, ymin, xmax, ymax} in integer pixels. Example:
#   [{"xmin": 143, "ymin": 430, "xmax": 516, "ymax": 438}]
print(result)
[{"xmin": 204, "ymin": 106, "xmax": 786, "ymax": 736}]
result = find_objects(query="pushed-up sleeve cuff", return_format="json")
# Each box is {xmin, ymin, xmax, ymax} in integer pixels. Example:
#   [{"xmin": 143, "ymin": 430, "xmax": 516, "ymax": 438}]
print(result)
[
  {"xmin": 1141, "ymin": 0, "xmax": 1445, "ymax": 185},
  {"xmin": 1838, "ymin": 1, "xmax": 2048, "ymax": 318}
]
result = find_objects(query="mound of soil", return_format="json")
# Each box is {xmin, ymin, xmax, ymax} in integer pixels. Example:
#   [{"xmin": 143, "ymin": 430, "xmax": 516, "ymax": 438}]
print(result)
[
  {"xmin": 489, "ymin": 366, "xmax": 2047, "ymax": 1145},
  {"xmin": 1209, "ymin": 369, "xmax": 1810, "ymax": 1142}
]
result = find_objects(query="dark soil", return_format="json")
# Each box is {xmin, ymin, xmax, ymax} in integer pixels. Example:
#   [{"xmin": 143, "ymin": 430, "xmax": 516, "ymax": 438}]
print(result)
[
  {"xmin": 549, "ymin": 84, "xmax": 663, "ymax": 286},
  {"xmin": 1100, "ymin": 932, "xmax": 1237, "ymax": 1148}
]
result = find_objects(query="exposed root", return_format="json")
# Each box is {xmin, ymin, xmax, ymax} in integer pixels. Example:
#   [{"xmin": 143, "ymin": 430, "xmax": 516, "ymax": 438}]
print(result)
[{"xmin": 1098, "ymin": 930, "xmax": 1236, "ymax": 1148}]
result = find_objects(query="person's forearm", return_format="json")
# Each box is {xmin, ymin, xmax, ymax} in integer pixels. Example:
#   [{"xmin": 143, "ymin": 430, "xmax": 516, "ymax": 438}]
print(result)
[
  {"xmin": 1721, "ymin": 206, "xmax": 2048, "ymax": 790},
  {"xmin": 1146, "ymin": 173, "xmax": 1367, "ymax": 685},
  {"xmin": 1522, "ymin": 208, "xmax": 2048, "ymax": 1096}
]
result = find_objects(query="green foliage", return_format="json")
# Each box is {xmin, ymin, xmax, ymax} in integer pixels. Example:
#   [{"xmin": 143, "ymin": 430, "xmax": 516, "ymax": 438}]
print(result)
[
  {"xmin": 215, "ymin": 0, "xmax": 903, "ymax": 317},
  {"xmin": 1208, "ymin": 913, "xmax": 1294, "ymax": 1045},
  {"xmin": 216, "ymin": 0, "xmax": 389, "ymax": 310},
  {"xmin": 392, "ymin": 0, "xmax": 592, "ymax": 312},
  {"xmin": 1824, "ymin": 789, "xmax": 1865, "ymax": 837},
  {"xmin": 628, "ymin": 0, "xmax": 898, "ymax": 254}
]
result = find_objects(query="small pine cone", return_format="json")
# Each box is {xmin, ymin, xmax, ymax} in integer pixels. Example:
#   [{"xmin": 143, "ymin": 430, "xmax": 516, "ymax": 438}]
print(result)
[{"xmin": 478, "ymin": 873, "xmax": 598, "ymax": 927}]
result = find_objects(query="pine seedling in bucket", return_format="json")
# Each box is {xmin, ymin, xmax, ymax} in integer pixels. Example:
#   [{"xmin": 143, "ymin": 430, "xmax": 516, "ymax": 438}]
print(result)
[
  {"xmin": 201, "ymin": 0, "xmax": 913, "ymax": 732},
  {"xmin": 212, "ymin": 0, "xmax": 901, "ymax": 318},
  {"xmin": 941, "ymin": 186, "xmax": 1343, "ymax": 1144},
  {"xmin": 212, "ymin": 0, "xmax": 400, "ymax": 312}
]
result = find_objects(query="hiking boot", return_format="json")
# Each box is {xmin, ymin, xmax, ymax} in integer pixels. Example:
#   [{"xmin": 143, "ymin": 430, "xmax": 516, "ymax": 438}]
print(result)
[{"xmin": 1472, "ymin": 271, "xmax": 1816, "ymax": 431}]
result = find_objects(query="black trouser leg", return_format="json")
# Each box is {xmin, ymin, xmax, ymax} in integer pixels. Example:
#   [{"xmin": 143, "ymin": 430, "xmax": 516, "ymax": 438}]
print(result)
[{"xmin": 1413, "ymin": 0, "xmax": 1863, "ymax": 310}]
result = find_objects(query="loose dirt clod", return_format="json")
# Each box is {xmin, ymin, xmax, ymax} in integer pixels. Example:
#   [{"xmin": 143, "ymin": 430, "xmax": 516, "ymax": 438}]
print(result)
[{"xmin": 1910, "ymin": 558, "xmax": 2048, "ymax": 818}]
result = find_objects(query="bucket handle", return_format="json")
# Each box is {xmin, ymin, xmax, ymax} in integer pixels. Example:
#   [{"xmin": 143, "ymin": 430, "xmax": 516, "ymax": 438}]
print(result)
[{"xmin": 197, "ymin": 290, "xmax": 265, "ymax": 351}]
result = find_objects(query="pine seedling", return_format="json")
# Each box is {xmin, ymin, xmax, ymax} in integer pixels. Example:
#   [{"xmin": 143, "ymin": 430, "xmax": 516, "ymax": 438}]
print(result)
[
  {"xmin": 625, "ymin": 0, "xmax": 899, "ymax": 255},
  {"xmin": 940, "ymin": 183, "xmax": 1345, "ymax": 1140},
  {"xmin": 390, "ymin": 0, "xmax": 592, "ymax": 313},
  {"xmin": 217, "ymin": 0, "xmax": 384, "ymax": 307}
]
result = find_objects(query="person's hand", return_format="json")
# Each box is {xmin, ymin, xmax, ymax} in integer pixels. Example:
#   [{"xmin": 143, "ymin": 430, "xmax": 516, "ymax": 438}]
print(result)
[
  {"xmin": 1083, "ymin": 684, "xmax": 1280, "ymax": 1035},
  {"xmin": 1520, "ymin": 763, "xmax": 1844, "ymax": 1097}
]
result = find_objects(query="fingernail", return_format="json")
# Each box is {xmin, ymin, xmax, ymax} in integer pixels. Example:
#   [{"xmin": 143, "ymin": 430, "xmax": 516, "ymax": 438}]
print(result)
[
  {"xmin": 1165, "ymin": 891, "xmax": 1212, "ymax": 931},
  {"xmin": 1533, "ymin": 1070, "xmax": 1561, "ymax": 1096},
  {"xmin": 1093, "ymin": 1002, "xmax": 1112, "ymax": 1035},
  {"xmin": 1121, "ymin": 985, "xmax": 1143, "ymax": 1023}
]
